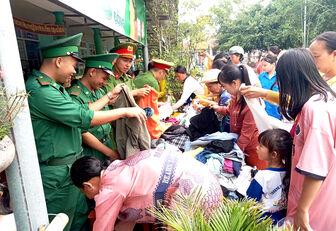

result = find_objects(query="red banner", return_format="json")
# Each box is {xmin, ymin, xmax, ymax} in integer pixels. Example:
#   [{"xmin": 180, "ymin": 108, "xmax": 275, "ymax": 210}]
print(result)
[{"xmin": 13, "ymin": 17, "xmax": 65, "ymax": 36}]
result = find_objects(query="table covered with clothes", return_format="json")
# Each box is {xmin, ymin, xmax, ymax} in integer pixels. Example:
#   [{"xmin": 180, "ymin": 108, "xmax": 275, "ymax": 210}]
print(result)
[{"xmin": 153, "ymin": 102, "xmax": 259, "ymax": 200}]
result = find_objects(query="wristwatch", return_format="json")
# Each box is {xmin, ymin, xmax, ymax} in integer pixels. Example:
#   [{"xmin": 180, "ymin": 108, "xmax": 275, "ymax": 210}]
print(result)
[{"xmin": 107, "ymin": 92, "xmax": 114, "ymax": 100}]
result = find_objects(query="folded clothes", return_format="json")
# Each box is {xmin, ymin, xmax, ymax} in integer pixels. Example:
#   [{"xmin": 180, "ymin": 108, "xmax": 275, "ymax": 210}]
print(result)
[
  {"xmin": 218, "ymin": 165, "xmax": 253, "ymax": 193},
  {"xmin": 195, "ymin": 151, "xmax": 224, "ymax": 165},
  {"xmin": 183, "ymin": 147, "xmax": 204, "ymax": 158},
  {"xmin": 184, "ymin": 132, "xmax": 239, "ymax": 151},
  {"xmin": 166, "ymin": 117, "xmax": 179, "ymax": 124},
  {"xmin": 206, "ymin": 157, "xmax": 222, "ymax": 176},
  {"xmin": 187, "ymin": 107, "xmax": 220, "ymax": 141},
  {"xmin": 164, "ymin": 134, "xmax": 190, "ymax": 151},
  {"xmin": 223, "ymin": 159, "xmax": 234, "ymax": 173},
  {"xmin": 195, "ymin": 150, "xmax": 214, "ymax": 164},
  {"xmin": 162, "ymin": 125, "xmax": 187, "ymax": 136},
  {"xmin": 218, "ymin": 143, "xmax": 245, "ymax": 162},
  {"xmin": 205, "ymin": 139, "xmax": 235, "ymax": 153},
  {"xmin": 232, "ymin": 160, "xmax": 242, "ymax": 177}
]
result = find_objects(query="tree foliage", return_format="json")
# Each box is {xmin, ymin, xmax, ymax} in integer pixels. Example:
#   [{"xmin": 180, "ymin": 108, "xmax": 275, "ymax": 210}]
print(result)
[
  {"xmin": 211, "ymin": 0, "xmax": 336, "ymax": 52},
  {"xmin": 146, "ymin": 0, "xmax": 213, "ymax": 100}
]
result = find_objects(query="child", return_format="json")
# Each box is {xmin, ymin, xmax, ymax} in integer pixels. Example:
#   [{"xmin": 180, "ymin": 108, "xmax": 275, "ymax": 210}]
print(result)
[
  {"xmin": 0, "ymin": 183, "xmax": 16, "ymax": 231},
  {"xmin": 246, "ymin": 129, "xmax": 292, "ymax": 224}
]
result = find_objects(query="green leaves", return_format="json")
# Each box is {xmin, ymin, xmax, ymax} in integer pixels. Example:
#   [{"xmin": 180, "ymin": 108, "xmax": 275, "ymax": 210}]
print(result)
[
  {"xmin": 211, "ymin": 0, "xmax": 336, "ymax": 51},
  {"xmin": 149, "ymin": 188, "xmax": 285, "ymax": 231}
]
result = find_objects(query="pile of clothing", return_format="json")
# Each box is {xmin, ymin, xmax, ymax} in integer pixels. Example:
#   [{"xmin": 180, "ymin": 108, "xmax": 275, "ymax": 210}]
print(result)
[
  {"xmin": 151, "ymin": 125, "xmax": 190, "ymax": 151},
  {"xmin": 184, "ymin": 131, "xmax": 257, "ymax": 198}
]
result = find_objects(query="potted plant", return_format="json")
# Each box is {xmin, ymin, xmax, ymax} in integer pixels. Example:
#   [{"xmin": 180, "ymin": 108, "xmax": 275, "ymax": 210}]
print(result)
[
  {"xmin": 0, "ymin": 86, "xmax": 27, "ymax": 172},
  {"xmin": 150, "ymin": 188, "xmax": 293, "ymax": 231}
]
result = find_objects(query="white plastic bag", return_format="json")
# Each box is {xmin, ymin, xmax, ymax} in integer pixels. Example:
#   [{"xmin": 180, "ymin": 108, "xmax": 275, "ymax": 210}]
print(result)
[{"xmin": 241, "ymin": 84, "xmax": 292, "ymax": 132}]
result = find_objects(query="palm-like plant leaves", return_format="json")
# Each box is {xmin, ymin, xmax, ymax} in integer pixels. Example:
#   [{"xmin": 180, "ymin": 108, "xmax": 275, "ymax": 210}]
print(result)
[{"xmin": 148, "ymin": 187, "xmax": 291, "ymax": 231}]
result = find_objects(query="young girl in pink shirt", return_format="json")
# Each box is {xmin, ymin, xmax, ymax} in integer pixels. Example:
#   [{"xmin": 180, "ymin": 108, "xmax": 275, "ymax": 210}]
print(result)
[{"xmin": 276, "ymin": 48, "xmax": 336, "ymax": 231}]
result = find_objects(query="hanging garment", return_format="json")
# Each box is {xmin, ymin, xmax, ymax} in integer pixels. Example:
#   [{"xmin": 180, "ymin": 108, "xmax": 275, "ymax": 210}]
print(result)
[
  {"xmin": 114, "ymin": 86, "xmax": 151, "ymax": 159},
  {"xmin": 138, "ymin": 87, "xmax": 170, "ymax": 139}
]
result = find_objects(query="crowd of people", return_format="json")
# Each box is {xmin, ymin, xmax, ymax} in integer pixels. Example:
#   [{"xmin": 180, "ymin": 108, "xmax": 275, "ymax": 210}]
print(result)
[{"xmin": 1, "ymin": 30, "xmax": 335, "ymax": 231}]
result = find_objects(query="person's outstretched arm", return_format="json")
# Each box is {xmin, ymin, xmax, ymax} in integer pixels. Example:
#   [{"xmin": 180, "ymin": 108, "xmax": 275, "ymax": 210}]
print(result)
[
  {"xmin": 89, "ymin": 84, "xmax": 125, "ymax": 111},
  {"xmin": 240, "ymin": 86, "xmax": 279, "ymax": 105},
  {"xmin": 90, "ymin": 107, "xmax": 146, "ymax": 127},
  {"xmin": 172, "ymin": 78, "xmax": 199, "ymax": 110}
]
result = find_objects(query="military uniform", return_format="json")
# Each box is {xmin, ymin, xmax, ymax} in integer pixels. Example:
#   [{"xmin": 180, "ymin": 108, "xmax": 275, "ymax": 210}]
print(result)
[
  {"xmin": 68, "ymin": 53, "xmax": 119, "ymax": 161},
  {"xmin": 134, "ymin": 71, "xmax": 159, "ymax": 91},
  {"xmin": 133, "ymin": 58, "xmax": 173, "ymax": 93},
  {"xmin": 69, "ymin": 80, "xmax": 114, "ymax": 161},
  {"xmin": 103, "ymin": 42, "xmax": 138, "ymax": 93},
  {"xmin": 103, "ymin": 65, "xmax": 136, "ymax": 93},
  {"xmin": 25, "ymin": 33, "xmax": 91, "ymax": 231},
  {"xmin": 134, "ymin": 59, "xmax": 174, "ymax": 94}
]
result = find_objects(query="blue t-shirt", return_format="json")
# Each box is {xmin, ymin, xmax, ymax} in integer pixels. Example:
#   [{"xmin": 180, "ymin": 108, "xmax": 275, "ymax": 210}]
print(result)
[
  {"xmin": 218, "ymin": 89, "xmax": 231, "ymax": 106},
  {"xmin": 258, "ymin": 72, "xmax": 281, "ymax": 119}
]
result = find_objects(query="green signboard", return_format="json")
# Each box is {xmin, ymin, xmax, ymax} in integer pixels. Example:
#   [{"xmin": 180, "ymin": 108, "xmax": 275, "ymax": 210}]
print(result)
[{"xmin": 58, "ymin": 0, "xmax": 146, "ymax": 44}]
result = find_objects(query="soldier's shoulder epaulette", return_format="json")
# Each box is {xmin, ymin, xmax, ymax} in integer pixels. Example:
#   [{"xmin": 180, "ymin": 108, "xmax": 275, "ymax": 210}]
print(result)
[
  {"xmin": 70, "ymin": 85, "xmax": 81, "ymax": 96},
  {"xmin": 36, "ymin": 76, "xmax": 51, "ymax": 86}
]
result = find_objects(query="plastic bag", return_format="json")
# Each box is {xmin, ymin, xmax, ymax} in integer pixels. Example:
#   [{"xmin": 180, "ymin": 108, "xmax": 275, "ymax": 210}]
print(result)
[{"xmin": 241, "ymin": 84, "xmax": 292, "ymax": 132}]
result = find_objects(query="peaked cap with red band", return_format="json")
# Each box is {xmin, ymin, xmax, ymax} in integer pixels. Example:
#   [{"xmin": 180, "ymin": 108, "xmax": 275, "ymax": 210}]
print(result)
[
  {"xmin": 110, "ymin": 42, "xmax": 137, "ymax": 58},
  {"xmin": 152, "ymin": 58, "xmax": 175, "ymax": 72}
]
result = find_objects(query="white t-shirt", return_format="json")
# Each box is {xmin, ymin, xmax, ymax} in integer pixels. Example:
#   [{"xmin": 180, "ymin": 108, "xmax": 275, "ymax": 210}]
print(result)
[
  {"xmin": 172, "ymin": 76, "xmax": 204, "ymax": 110},
  {"xmin": 0, "ymin": 213, "xmax": 16, "ymax": 231},
  {"xmin": 246, "ymin": 168, "xmax": 287, "ymax": 213}
]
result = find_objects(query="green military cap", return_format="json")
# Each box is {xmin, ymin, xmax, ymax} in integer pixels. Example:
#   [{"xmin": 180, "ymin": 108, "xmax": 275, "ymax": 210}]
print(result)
[
  {"xmin": 83, "ymin": 53, "xmax": 119, "ymax": 75},
  {"xmin": 40, "ymin": 33, "xmax": 84, "ymax": 61},
  {"xmin": 152, "ymin": 58, "xmax": 175, "ymax": 73},
  {"xmin": 110, "ymin": 42, "xmax": 138, "ymax": 58}
]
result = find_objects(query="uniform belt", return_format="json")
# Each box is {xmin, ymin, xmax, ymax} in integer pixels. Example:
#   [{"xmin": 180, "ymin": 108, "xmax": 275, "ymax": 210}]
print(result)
[
  {"xmin": 43, "ymin": 148, "xmax": 83, "ymax": 166},
  {"xmin": 100, "ymin": 135, "xmax": 108, "ymax": 143}
]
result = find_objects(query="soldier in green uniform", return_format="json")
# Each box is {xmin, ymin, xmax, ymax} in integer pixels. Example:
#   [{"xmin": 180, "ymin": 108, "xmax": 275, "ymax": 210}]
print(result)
[
  {"xmin": 133, "ymin": 58, "xmax": 174, "ymax": 91},
  {"xmin": 25, "ymin": 33, "xmax": 146, "ymax": 231},
  {"xmin": 103, "ymin": 42, "xmax": 150, "ymax": 98},
  {"xmin": 68, "ymin": 53, "xmax": 121, "ymax": 161}
]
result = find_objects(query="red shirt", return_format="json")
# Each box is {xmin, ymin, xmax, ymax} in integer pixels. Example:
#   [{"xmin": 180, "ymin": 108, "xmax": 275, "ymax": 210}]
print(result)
[{"xmin": 217, "ymin": 96, "xmax": 259, "ymax": 152}]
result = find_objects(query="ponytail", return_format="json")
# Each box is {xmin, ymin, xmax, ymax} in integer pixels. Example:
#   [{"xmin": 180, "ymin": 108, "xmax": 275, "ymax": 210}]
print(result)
[
  {"xmin": 71, "ymin": 156, "xmax": 110, "ymax": 188},
  {"xmin": 238, "ymin": 65, "xmax": 250, "ymax": 115},
  {"xmin": 238, "ymin": 65, "xmax": 251, "ymax": 86},
  {"xmin": 218, "ymin": 64, "xmax": 251, "ymax": 116}
]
